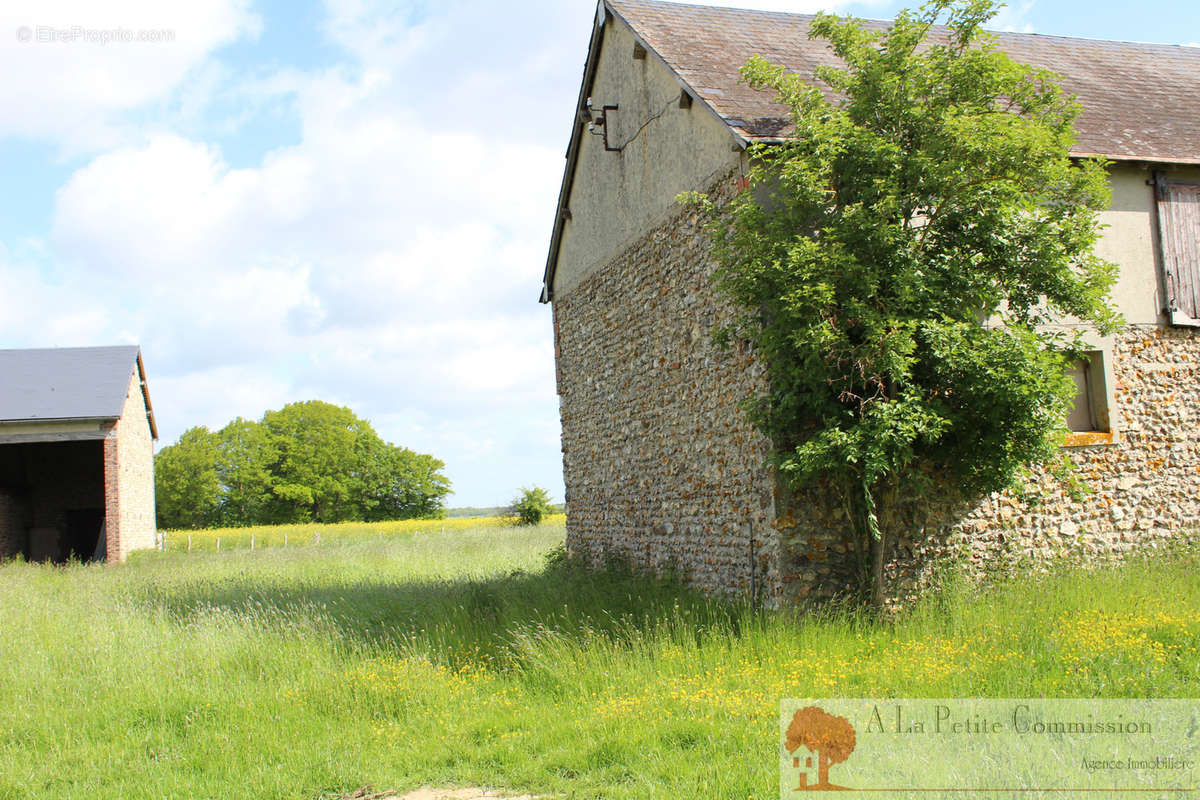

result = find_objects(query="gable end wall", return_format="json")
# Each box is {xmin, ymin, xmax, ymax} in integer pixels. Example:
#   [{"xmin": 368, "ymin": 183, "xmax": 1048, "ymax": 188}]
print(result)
[
  {"xmin": 554, "ymin": 172, "xmax": 780, "ymax": 599},
  {"xmin": 552, "ymin": 13, "xmax": 741, "ymax": 296},
  {"xmin": 105, "ymin": 371, "xmax": 156, "ymax": 561}
]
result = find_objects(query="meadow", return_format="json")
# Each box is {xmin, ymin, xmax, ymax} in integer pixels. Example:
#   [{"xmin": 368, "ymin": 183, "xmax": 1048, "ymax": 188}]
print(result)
[
  {"xmin": 160, "ymin": 514, "xmax": 567, "ymax": 552},
  {"xmin": 0, "ymin": 519, "xmax": 1196, "ymax": 799}
]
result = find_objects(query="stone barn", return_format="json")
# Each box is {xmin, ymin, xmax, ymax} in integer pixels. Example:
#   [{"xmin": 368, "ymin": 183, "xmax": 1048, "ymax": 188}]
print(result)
[
  {"xmin": 0, "ymin": 346, "xmax": 158, "ymax": 563},
  {"xmin": 541, "ymin": 0, "xmax": 1200, "ymax": 606}
]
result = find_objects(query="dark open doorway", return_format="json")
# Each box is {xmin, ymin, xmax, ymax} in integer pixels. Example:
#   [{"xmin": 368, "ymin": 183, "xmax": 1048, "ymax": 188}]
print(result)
[
  {"xmin": 64, "ymin": 508, "xmax": 106, "ymax": 562},
  {"xmin": 0, "ymin": 441, "xmax": 108, "ymax": 563}
]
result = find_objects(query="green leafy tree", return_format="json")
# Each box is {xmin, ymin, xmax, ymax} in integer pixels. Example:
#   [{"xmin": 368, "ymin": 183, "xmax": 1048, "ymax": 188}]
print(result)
[
  {"xmin": 509, "ymin": 486, "xmax": 553, "ymax": 526},
  {"xmin": 262, "ymin": 401, "xmax": 391, "ymax": 523},
  {"xmin": 154, "ymin": 401, "xmax": 450, "ymax": 528},
  {"xmin": 215, "ymin": 417, "xmax": 276, "ymax": 527},
  {"xmin": 358, "ymin": 445, "xmax": 451, "ymax": 521},
  {"xmin": 154, "ymin": 426, "xmax": 221, "ymax": 529},
  {"xmin": 689, "ymin": 0, "xmax": 1120, "ymax": 607}
]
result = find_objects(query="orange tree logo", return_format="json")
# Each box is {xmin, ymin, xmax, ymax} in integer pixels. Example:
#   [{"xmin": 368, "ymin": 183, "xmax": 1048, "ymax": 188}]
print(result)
[{"xmin": 785, "ymin": 706, "xmax": 857, "ymax": 791}]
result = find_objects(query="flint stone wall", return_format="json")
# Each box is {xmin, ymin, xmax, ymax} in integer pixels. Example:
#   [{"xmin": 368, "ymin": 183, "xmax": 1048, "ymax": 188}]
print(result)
[
  {"xmin": 553, "ymin": 172, "xmax": 780, "ymax": 601},
  {"xmin": 778, "ymin": 326, "xmax": 1200, "ymax": 609},
  {"xmin": 554, "ymin": 174, "xmax": 1199, "ymax": 608}
]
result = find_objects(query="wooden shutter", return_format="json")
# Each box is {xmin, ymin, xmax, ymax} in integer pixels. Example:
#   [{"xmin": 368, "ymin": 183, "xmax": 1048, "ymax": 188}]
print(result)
[{"xmin": 1155, "ymin": 174, "xmax": 1200, "ymax": 327}]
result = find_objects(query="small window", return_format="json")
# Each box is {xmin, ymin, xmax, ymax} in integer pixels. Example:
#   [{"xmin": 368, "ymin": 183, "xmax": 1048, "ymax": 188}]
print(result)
[
  {"xmin": 1064, "ymin": 350, "xmax": 1116, "ymax": 446},
  {"xmin": 1066, "ymin": 359, "xmax": 1098, "ymax": 432}
]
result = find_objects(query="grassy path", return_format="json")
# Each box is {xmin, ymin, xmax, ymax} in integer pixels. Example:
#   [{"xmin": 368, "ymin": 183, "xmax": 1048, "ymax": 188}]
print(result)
[{"xmin": 0, "ymin": 522, "xmax": 1196, "ymax": 799}]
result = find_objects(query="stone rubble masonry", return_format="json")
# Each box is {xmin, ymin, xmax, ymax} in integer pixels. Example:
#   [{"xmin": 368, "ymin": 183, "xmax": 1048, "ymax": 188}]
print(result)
[
  {"xmin": 553, "ymin": 171, "xmax": 781, "ymax": 603},
  {"xmin": 555, "ymin": 171, "xmax": 1199, "ymax": 608},
  {"xmin": 806, "ymin": 321, "xmax": 1200, "ymax": 609},
  {"xmin": 777, "ymin": 325, "xmax": 1200, "ymax": 610}
]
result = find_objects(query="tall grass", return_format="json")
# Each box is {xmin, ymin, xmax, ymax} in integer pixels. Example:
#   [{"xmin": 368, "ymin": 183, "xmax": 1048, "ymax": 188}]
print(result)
[
  {"xmin": 162, "ymin": 514, "xmax": 566, "ymax": 552},
  {"xmin": 0, "ymin": 522, "xmax": 1195, "ymax": 799}
]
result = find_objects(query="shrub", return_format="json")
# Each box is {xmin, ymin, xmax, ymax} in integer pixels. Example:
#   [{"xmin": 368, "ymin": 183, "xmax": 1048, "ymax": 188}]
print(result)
[{"xmin": 509, "ymin": 486, "xmax": 553, "ymax": 526}]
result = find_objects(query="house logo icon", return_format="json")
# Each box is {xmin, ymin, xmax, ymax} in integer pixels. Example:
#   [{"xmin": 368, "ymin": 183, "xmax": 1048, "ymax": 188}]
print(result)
[{"xmin": 785, "ymin": 706, "xmax": 857, "ymax": 791}]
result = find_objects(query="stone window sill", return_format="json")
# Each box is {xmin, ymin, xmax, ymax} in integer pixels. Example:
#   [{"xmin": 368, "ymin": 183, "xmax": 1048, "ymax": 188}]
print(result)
[{"xmin": 1063, "ymin": 430, "xmax": 1118, "ymax": 448}]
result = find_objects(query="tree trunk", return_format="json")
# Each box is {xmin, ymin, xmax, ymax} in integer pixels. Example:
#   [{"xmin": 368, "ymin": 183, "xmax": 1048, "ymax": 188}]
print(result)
[
  {"xmin": 818, "ymin": 750, "xmax": 830, "ymax": 788},
  {"xmin": 869, "ymin": 486, "xmax": 889, "ymax": 613},
  {"xmin": 870, "ymin": 526, "xmax": 888, "ymax": 612},
  {"xmin": 846, "ymin": 477, "xmax": 871, "ymax": 597}
]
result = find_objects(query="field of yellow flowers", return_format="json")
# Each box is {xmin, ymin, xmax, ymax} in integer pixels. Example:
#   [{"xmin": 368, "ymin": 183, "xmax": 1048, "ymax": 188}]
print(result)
[
  {"xmin": 162, "ymin": 514, "xmax": 566, "ymax": 552},
  {"xmin": 0, "ymin": 519, "xmax": 1195, "ymax": 799}
]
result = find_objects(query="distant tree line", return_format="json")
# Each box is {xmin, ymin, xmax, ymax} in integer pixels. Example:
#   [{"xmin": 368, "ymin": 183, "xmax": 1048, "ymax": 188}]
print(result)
[{"xmin": 155, "ymin": 400, "xmax": 451, "ymax": 529}]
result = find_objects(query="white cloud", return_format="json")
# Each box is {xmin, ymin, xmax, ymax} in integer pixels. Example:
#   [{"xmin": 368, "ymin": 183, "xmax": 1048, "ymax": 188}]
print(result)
[
  {"xmin": 53, "ymin": 136, "xmax": 252, "ymax": 272},
  {"xmin": 0, "ymin": 0, "xmax": 260, "ymax": 152},
  {"xmin": 149, "ymin": 365, "xmax": 295, "ymax": 433},
  {"xmin": 25, "ymin": 16, "xmax": 567, "ymax": 503},
  {"xmin": 0, "ymin": 0, "xmax": 784, "ymax": 504},
  {"xmin": 0, "ymin": 246, "xmax": 118, "ymax": 346},
  {"xmin": 0, "ymin": 0, "xmax": 762, "ymax": 503},
  {"xmin": 987, "ymin": 0, "xmax": 1037, "ymax": 33}
]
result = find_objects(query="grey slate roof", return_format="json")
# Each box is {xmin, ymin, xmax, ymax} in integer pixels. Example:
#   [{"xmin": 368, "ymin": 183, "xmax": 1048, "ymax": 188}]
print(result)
[
  {"xmin": 608, "ymin": 0, "xmax": 1200, "ymax": 163},
  {"xmin": 0, "ymin": 346, "xmax": 151, "ymax": 430}
]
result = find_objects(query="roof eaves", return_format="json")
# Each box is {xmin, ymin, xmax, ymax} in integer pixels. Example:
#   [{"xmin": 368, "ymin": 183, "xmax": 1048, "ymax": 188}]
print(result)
[
  {"xmin": 738, "ymin": 143, "xmax": 1200, "ymax": 167},
  {"xmin": 0, "ymin": 415, "xmax": 118, "ymax": 426},
  {"xmin": 1072, "ymin": 152, "xmax": 1200, "ymax": 167}
]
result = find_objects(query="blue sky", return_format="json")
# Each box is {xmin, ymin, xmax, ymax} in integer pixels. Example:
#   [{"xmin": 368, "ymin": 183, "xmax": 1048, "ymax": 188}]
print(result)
[{"xmin": 0, "ymin": 0, "xmax": 1195, "ymax": 507}]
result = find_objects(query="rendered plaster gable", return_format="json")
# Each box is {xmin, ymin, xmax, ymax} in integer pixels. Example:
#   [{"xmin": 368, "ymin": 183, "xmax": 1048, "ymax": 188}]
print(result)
[{"xmin": 552, "ymin": 14, "xmax": 742, "ymax": 296}]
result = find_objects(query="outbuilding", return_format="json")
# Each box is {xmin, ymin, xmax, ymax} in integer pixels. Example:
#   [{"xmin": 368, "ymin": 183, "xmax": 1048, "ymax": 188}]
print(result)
[
  {"xmin": 543, "ymin": 0, "xmax": 1200, "ymax": 606},
  {"xmin": 0, "ymin": 346, "xmax": 158, "ymax": 562}
]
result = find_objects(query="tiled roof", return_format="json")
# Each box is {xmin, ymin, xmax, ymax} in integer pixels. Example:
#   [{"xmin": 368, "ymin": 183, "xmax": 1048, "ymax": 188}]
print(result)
[{"xmin": 608, "ymin": 0, "xmax": 1200, "ymax": 163}]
